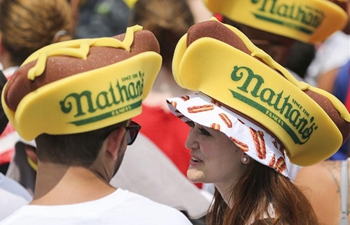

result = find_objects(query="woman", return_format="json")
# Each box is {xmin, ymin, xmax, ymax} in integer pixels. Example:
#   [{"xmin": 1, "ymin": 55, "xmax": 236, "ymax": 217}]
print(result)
[{"xmin": 166, "ymin": 19, "xmax": 350, "ymax": 224}]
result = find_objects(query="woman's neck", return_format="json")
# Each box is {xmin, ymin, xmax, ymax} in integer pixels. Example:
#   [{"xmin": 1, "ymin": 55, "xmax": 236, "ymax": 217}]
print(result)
[{"xmin": 215, "ymin": 182, "xmax": 234, "ymax": 208}]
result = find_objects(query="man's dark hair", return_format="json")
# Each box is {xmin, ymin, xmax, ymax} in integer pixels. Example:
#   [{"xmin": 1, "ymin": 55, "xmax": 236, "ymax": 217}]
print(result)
[{"xmin": 35, "ymin": 121, "xmax": 127, "ymax": 167}]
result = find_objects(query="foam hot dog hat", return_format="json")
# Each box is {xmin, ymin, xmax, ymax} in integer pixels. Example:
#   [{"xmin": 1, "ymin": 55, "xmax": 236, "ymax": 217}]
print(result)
[
  {"xmin": 0, "ymin": 70, "xmax": 8, "ymax": 135},
  {"xmin": 203, "ymin": 0, "xmax": 348, "ymax": 44},
  {"xmin": 166, "ymin": 18, "xmax": 350, "ymax": 173},
  {"xmin": 1, "ymin": 25, "xmax": 162, "ymax": 141}
]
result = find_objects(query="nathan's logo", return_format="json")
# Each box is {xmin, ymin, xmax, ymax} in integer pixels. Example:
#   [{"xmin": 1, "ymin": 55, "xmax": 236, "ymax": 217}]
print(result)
[
  {"xmin": 230, "ymin": 66, "xmax": 317, "ymax": 144},
  {"xmin": 59, "ymin": 71, "xmax": 145, "ymax": 126},
  {"xmin": 251, "ymin": 0, "xmax": 325, "ymax": 34}
]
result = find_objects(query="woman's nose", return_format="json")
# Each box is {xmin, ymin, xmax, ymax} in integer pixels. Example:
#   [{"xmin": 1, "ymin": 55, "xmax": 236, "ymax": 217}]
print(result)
[{"xmin": 185, "ymin": 129, "xmax": 198, "ymax": 150}]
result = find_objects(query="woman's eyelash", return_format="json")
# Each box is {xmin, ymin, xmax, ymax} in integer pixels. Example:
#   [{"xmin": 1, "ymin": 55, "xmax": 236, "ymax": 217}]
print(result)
[
  {"xmin": 199, "ymin": 127, "xmax": 211, "ymax": 136},
  {"xmin": 186, "ymin": 121, "xmax": 194, "ymax": 127},
  {"xmin": 186, "ymin": 121, "xmax": 210, "ymax": 136}
]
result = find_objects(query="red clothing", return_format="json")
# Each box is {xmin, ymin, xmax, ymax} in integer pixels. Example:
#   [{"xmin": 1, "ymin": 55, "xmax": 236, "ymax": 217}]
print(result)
[
  {"xmin": 0, "ymin": 70, "xmax": 17, "ymax": 165},
  {"xmin": 0, "ymin": 124, "xmax": 15, "ymax": 165},
  {"xmin": 134, "ymin": 105, "xmax": 202, "ymax": 188}
]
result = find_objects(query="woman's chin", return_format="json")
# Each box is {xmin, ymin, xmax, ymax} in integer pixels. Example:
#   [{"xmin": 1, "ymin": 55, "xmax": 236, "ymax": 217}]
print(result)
[{"xmin": 187, "ymin": 168, "xmax": 206, "ymax": 183}]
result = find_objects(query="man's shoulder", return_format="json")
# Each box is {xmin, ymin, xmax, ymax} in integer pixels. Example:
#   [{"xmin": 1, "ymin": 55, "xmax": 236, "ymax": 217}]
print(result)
[
  {"xmin": 0, "ymin": 190, "xmax": 193, "ymax": 225},
  {"xmin": 120, "ymin": 189, "xmax": 182, "ymax": 209},
  {"xmin": 0, "ymin": 207, "xmax": 29, "ymax": 225},
  {"xmin": 116, "ymin": 189, "xmax": 192, "ymax": 224}
]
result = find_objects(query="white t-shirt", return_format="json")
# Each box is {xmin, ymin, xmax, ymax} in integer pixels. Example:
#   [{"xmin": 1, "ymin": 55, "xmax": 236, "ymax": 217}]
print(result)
[
  {"xmin": 0, "ymin": 173, "xmax": 32, "ymax": 221},
  {"xmin": 0, "ymin": 189, "xmax": 192, "ymax": 225}
]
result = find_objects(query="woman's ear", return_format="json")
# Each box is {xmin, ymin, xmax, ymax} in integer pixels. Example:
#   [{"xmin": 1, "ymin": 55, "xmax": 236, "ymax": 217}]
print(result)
[
  {"xmin": 106, "ymin": 127, "xmax": 125, "ymax": 160},
  {"xmin": 240, "ymin": 153, "xmax": 251, "ymax": 165}
]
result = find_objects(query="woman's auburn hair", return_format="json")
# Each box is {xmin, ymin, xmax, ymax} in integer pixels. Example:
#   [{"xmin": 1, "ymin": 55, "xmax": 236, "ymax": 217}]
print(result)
[{"xmin": 207, "ymin": 161, "xmax": 319, "ymax": 225}]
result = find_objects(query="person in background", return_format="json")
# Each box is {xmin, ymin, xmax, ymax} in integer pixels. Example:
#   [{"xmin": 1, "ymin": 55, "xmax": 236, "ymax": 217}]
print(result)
[
  {"xmin": 304, "ymin": 0, "xmax": 350, "ymax": 90},
  {"xmin": 0, "ymin": 0, "xmax": 75, "ymax": 192},
  {"xmin": 295, "ymin": 159, "xmax": 350, "ymax": 225},
  {"xmin": 185, "ymin": 0, "xmax": 212, "ymax": 24},
  {"xmin": 166, "ymin": 18, "xmax": 350, "ymax": 224},
  {"xmin": 0, "ymin": 25, "xmax": 192, "ymax": 225},
  {"xmin": 203, "ymin": 0, "xmax": 347, "ymax": 70},
  {"xmin": 0, "ymin": 71, "xmax": 32, "ymax": 221},
  {"xmin": 314, "ymin": 0, "xmax": 350, "ymax": 160},
  {"xmin": 295, "ymin": 33, "xmax": 350, "ymax": 225},
  {"xmin": 73, "ymin": 0, "xmax": 131, "ymax": 38},
  {"xmin": 285, "ymin": 41, "xmax": 316, "ymax": 80},
  {"xmin": 0, "ymin": 0, "xmax": 74, "ymax": 76},
  {"xmin": 327, "ymin": 60, "xmax": 350, "ymax": 160}
]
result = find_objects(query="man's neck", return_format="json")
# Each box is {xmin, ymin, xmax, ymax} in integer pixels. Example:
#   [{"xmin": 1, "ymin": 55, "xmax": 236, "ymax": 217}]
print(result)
[{"xmin": 32, "ymin": 162, "xmax": 116, "ymax": 205}]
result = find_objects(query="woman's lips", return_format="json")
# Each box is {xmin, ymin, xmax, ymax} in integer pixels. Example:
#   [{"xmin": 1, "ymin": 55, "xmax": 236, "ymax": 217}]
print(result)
[{"xmin": 190, "ymin": 156, "xmax": 203, "ymax": 166}]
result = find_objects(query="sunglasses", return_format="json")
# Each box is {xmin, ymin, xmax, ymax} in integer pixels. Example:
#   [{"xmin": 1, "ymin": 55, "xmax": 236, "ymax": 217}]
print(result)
[
  {"xmin": 125, "ymin": 121, "xmax": 141, "ymax": 145},
  {"xmin": 102, "ymin": 121, "xmax": 141, "ymax": 145}
]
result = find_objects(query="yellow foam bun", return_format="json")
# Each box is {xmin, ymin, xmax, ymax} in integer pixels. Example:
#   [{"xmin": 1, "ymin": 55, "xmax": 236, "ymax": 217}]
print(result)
[{"xmin": 203, "ymin": 0, "xmax": 348, "ymax": 44}]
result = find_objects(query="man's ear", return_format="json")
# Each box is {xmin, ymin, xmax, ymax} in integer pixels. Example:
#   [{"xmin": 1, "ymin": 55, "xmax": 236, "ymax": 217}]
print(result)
[
  {"xmin": 106, "ymin": 127, "xmax": 125, "ymax": 160},
  {"xmin": 24, "ymin": 144, "xmax": 38, "ymax": 171}
]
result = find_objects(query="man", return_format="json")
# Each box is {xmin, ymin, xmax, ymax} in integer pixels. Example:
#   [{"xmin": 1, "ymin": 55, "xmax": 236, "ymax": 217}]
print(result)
[{"xmin": 0, "ymin": 25, "xmax": 192, "ymax": 224}]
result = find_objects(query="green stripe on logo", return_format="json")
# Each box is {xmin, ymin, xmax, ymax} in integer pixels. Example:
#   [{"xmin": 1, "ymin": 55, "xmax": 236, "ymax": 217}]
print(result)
[
  {"xmin": 70, "ymin": 100, "xmax": 142, "ymax": 126},
  {"xmin": 253, "ymin": 13, "xmax": 313, "ymax": 34},
  {"xmin": 230, "ymin": 89, "xmax": 305, "ymax": 144}
]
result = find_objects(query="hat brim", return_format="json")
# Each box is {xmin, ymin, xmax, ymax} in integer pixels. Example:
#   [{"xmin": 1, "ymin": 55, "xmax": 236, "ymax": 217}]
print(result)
[{"xmin": 167, "ymin": 92, "xmax": 289, "ymax": 177}]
